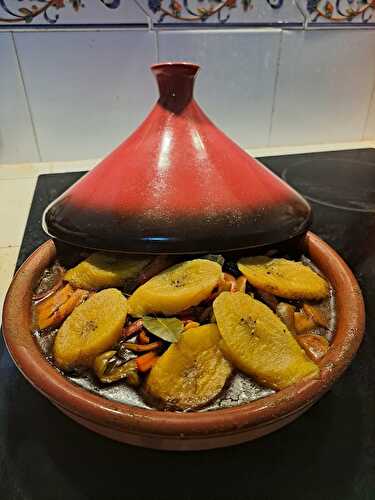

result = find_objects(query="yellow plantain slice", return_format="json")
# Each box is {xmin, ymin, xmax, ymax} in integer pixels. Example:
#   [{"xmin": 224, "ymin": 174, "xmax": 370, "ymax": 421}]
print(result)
[
  {"xmin": 238, "ymin": 256, "xmax": 329, "ymax": 300},
  {"xmin": 64, "ymin": 252, "xmax": 151, "ymax": 291},
  {"xmin": 145, "ymin": 324, "xmax": 232, "ymax": 410},
  {"xmin": 53, "ymin": 288, "xmax": 127, "ymax": 371},
  {"xmin": 128, "ymin": 259, "xmax": 222, "ymax": 317},
  {"xmin": 213, "ymin": 292, "xmax": 319, "ymax": 390}
]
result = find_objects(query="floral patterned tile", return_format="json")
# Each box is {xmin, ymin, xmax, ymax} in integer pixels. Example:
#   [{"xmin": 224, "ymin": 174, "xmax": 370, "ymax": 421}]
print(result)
[
  {"xmin": 137, "ymin": 0, "xmax": 304, "ymax": 26},
  {"xmin": 298, "ymin": 0, "xmax": 375, "ymax": 26},
  {"xmin": 0, "ymin": 0, "xmax": 147, "ymax": 26}
]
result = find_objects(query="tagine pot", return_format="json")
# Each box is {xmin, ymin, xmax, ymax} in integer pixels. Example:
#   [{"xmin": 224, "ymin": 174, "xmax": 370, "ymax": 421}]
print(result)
[
  {"xmin": 43, "ymin": 62, "xmax": 311, "ymax": 254},
  {"xmin": 1, "ymin": 62, "xmax": 365, "ymax": 450},
  {"xmin": 2, "ymin": 233, "xmax": 364, "ymax": 450}
]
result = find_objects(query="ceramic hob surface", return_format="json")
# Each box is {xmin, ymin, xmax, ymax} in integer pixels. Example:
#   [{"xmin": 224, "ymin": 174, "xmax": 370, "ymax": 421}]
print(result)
[{"xmin": 1, "ymin": 149, "xmax": 375, "ymax": 500}]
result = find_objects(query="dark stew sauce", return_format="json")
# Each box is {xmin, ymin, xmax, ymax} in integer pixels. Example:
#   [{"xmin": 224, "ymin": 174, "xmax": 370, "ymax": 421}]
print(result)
[{"xmin": 31, "ymin": 246, "xmax": 336, "ymax": 412}]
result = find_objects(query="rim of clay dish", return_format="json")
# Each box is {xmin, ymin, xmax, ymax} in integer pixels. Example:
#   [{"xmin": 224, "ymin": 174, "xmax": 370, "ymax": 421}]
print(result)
[{"xmin": 2, "ymin": 233, "xmax": 365, "ymax": 440}]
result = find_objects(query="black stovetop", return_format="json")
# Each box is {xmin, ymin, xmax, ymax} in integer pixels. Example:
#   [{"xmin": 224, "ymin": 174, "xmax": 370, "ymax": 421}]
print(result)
[{"xmin": 2, "ymin": 149, "xmax": 375, "ymax": 500}]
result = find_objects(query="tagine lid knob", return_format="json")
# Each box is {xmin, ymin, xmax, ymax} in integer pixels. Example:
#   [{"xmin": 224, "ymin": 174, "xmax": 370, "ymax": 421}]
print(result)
[{"xmin": 43, "ymin": 62, "xmax": 311, "ymax": 254}]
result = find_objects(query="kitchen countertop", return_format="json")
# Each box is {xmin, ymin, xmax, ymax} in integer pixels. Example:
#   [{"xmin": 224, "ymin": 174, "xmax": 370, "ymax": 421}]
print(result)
[{"xmin": 1, "ymin": 140, "xmax": 375, "ymax": 315}]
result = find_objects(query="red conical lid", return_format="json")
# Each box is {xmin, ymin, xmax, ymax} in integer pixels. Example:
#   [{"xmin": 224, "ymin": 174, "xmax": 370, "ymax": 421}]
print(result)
[{"xmin": 43, "ymin": 62, "xmax": 311, "ymax": 254}]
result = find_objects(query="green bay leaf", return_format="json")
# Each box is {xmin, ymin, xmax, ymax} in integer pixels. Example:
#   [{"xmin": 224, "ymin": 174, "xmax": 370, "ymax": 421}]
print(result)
[{"xmin": 143, "ymin": 316, "xmax": 184, "ymax": 343}]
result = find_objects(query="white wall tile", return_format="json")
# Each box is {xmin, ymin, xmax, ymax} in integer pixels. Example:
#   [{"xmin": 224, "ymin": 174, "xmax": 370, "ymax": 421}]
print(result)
[
  {"xmin": 270, "ymin": 30, "xmax": 375, "ymax": 146},
  {"xmin": 158, "ymin": 29, "xmax": 281, "ymax": 148},
  {"xmin": 0, "ymin": 33, "xmax": 39, "ymax": 164},
  {"xmin": 363, "ymin": 82, "xmax": 375, "ymax": 140},
  {"xmin": 14, "ymin": 30, "xmax": 158, "ymax": 162}
]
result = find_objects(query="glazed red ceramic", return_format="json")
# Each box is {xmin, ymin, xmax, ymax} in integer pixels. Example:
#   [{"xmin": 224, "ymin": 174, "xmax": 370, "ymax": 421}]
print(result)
[
  {"xmin": 43, "ymin": 62, "xmax": 311, "ymax": 254},
  {"xmin": 2, "ymin": 233, "xmax": 365, "ymax": 450}
]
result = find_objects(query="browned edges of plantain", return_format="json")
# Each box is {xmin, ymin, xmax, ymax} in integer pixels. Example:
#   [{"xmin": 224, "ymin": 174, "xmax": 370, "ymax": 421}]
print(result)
[
  {"xmin": 145, "ymin": 324, "xmax": 232, "ymax": 411},
  {"xmin": 213, "ymin": 292, "xmax": 319, "ymax": 390},
  {"xmin": 53, "ymin": 289, "xmax": 128, "ymax": 371},
  {"xmin": 64, "ymin": 252, "xmax": 151, "ymax": 290},
  {"xmin": 238, "ymin": 256, "xmax": 329, "ymax": 300}
]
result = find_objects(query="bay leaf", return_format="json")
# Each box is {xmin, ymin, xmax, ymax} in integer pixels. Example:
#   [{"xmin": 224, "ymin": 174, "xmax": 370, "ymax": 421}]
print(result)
[{"xmin": 143, "ymin": 316, "xmax": 184, "ymax": 343}]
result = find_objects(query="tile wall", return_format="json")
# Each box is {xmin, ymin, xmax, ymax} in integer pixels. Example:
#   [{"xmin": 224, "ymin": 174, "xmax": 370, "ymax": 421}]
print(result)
[{"xmin": 1, "ymin": 0, "xmax": 375, "ymax": 163}]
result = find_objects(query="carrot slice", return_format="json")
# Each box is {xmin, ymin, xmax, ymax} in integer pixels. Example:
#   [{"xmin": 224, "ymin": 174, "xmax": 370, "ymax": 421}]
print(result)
[
  {"xmin": 183, "ymin": 320, "xmax": 200, "ymax": 331},
  {"xmin": 294, "ymin": 311, "xmax": 316, "ymax": 334},
  {"xmin": 303, "ymin": 303, "xmax": 329, "ymax": 328},
  {"xmin": 136, "ymin": 352, "xmax": 159, "ymax": 372},
  {"xmin": 235, "ymin": 276, "xmax": 247, "ymax": 293},
  {"xmin": 223, "ymin": 273, "xmax": 237, "ymax": 292},
  {"xmin": 122, "ymin": 319, "xmax": 143, "ymax": 338},
  {"xmin": 138, "ymin": 330, "xmax": 150, "ymax": 344},
  {"xmin": 36, "ymin": 286, "xmax": 89, "ymax": 330}
]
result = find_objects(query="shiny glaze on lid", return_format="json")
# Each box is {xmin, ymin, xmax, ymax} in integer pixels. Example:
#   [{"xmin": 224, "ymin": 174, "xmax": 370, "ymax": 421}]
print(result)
[{"xmin": 43, "ymin": 62, "xmax": 311, "ymax": 253}]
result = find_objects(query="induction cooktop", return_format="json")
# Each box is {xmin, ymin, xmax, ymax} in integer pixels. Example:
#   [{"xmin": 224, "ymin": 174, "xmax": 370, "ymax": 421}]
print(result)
[{"xmin": 2, "ymin": 148, "xmax": 374, "ymax": 500}]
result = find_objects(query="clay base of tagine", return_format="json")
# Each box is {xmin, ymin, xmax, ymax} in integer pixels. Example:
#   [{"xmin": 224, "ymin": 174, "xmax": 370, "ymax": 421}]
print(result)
[{"xmin": 2, "ymin": 233, "xmax": 365, "ymax": 450}]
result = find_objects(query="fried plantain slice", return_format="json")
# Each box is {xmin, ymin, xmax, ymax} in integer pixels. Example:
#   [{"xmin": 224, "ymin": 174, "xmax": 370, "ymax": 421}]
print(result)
[
  {"xmin": 237, "ymin": 256, "xmax": 329, "ymax": 300},
  {"xmin": 145, "ymin": 324, "xmax": 232, "ymax": 410},
  {"xmin": 128, "ymin": 259, "xmax": 222, "ymax": 317},
  {"xmin": 53, "ymin": 288, "xmax": 127, "ymax": 371},
  {"xmin": 64, "ymin": 253, "xmax": 151, "ymax": 291},
  {"xmin": 213, "ymin": 292, "xmax": 319, "ymax": 390}
]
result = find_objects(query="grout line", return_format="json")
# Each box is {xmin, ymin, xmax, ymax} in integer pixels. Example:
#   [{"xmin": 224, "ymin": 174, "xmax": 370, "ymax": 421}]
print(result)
[
  {"xmin": 1, "ymin": 25, "xmax": 370, "ymax": 34},
  {"xmin": 1, "ymin": 26, "xmax": 150, "ymax": 33},
  {"xmin": 132, "ymin": 0, "xmax": 153, "ymax": 28},
  {"xmin": 155, "ymin": 28, "xmax": 160, "ymax": 62},
  {"xmin": 267, "ymin": 30, "xmax": 283, "ymax": 146},
  {"xmin": 295, "ymin": 0, "xmax": 308, "ymax": 29},
  {"xmin": 362, "ymin": 74, "xmax": 375, "ymax": 140},
  {"xmin": 0, "ymin": 245, "xmax": 20, "ymax": 250},
  {"xmin": 11, "ymin": 32, "xmax": 43, "ymax": 162}
]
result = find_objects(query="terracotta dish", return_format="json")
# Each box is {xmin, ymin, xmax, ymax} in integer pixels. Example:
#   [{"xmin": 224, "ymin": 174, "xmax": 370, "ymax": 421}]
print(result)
[{"xmin": 2, "ymin": 232, "xmax": 364, "ymax": 450}]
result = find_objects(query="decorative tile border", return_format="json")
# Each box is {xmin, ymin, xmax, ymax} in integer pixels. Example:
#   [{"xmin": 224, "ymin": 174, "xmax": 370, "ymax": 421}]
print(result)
[
  {"xmin": 0, "ymin": 1, "xmax": 147, "ymax": 25},
  {"xmin": 0, "ymin": 0, "xmax": 304, "ymax": 27},
  {"xmin": 139, "ymin": 0, "xmax": 304, "ymax": 26},
  {"xmin": 299, "ymin": 0, "xmax": 375, "ymax": 26},
  {"xmin": 1, "ymin": 0, "xmax": 375, "ymax": 27}
]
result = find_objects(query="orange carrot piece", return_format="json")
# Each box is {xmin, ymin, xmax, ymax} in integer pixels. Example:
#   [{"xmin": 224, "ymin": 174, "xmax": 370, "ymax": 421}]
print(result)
[
  {"xmin": 303, "ymin": 303, "xmax": 329, "ymax": 328},
  {"xmin": 138, "ymin": 330, "xmax": 150, "ymax": 344},
  {"xmin": 297, "ymin": 334, "xmax": 329, "ymax": 362},
  {"xmin": 235, "ymin": 275, "xmax": 247, "ymax": 293},
  {"xmin": 36, "ymin": 283, "xmax": 74, "ymax": 315},
  {"xmin": 222, "ymin": 273, "xmax": 237, "ymax": 292},
  {"xmin": 136, "ymin": 352, "xmax": 159, "ymax": 372},
  {"xmin": 36, "ymin": 287, "xmax": 89, "ymax": 329},
  {"xmin": 294, "ymin": 311, "xmax": 316, "ymax": 335},
  {"xmin": 183, "ymin": 320, "xmax": 200, "ymax": 330},
  {"xmin": 122, "ymin": 319, "xmax": 143, "ymax": 338}
]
